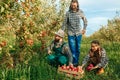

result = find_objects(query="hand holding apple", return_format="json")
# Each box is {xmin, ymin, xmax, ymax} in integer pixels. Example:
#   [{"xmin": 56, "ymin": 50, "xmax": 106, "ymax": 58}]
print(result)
[
  {"xmin": 77, "ymin": 66, "xmax": 84, "ymax": 73},
  {"xmin": 86, "ymin": 64, "xmax": 94, "ymax": 71}
]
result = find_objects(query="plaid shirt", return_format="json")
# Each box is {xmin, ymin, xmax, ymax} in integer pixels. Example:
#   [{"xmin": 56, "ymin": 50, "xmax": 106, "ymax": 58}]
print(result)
[
  {"xmin": 61, "ymin": 9, "xmax": 87, "ymax": 36},
  {"xmin": 82, "ymin": 48, "xmax": 108, "ymax": 68}
]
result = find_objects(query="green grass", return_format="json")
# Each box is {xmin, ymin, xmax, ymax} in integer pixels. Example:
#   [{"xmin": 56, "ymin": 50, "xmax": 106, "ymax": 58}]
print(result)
[{"xmin": 0, "ymin": 41, "xmax": 120, "ymax": 80}]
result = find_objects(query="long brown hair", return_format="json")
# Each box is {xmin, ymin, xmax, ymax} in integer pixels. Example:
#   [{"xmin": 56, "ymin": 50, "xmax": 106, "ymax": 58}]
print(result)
[
  {"xmin": 69, "ymin": 0, "xmax": 79, "ymax": 12},
  {"xmin": 89, "ymin": 40, "xmax": 102, "ymax": 64},
  {"xmin": 91, "ymin": 40, "xmax": 101, "ymax": 56}
]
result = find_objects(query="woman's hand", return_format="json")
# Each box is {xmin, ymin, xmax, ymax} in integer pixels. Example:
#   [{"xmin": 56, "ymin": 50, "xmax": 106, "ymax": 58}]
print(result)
[
  {"xmin": 90, "ymin": 67, "xmax": 96, "ymax": 71},
  {"xmin": 90, "ymin": 65, "xmax": 98, "ymax": 71}
]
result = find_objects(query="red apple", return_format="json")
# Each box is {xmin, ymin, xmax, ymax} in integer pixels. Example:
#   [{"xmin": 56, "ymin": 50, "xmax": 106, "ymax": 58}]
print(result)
[
  {"xmin": 73, "ymin": 67, "xmax": 78, "ymax": 72},
  {"xmin": 86, "ymin": 64, "xmax": 94, "ymax": 71},
  {"xmin": 89, "ymin": 64, "xmax": 94, "ymax": 67},
  {"xmin": 69, "ymin": 64, "xmax": 74, "ymax": 69},
  {"xmin": 87, "ymin": 66, "xmax": 91, "ymax": 71},
  {"xmin": 61, "ymin": 65, "xmax": 67, "ymax": 70},
  {"xmin": 66, "ymin": 66, "xmax": 70, "ymax": 70},
  {"xmin": 61, "ymin": 65, "xmax": 64, "ymax": 69}
]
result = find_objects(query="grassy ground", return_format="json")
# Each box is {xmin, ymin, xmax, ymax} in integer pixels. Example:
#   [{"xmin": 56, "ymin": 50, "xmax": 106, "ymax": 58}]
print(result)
[{"xmin": 0, "ymin": 40, "xmax": 120, "ymax": 80}]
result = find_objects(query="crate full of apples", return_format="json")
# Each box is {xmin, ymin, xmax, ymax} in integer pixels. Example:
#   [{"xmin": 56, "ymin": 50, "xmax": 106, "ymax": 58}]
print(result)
[{"xmin": 58, "ymin": 65, "xmax": 84, "ymax": 79}]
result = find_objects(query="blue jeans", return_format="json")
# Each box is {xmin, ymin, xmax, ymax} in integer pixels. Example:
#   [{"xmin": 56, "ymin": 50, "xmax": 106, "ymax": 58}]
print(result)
[{"xmin": 68, "ymin": 34, "xmax": 82, "ymax": 65}]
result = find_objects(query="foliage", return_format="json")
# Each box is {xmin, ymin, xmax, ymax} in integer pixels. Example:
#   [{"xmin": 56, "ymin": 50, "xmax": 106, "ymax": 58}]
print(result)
[
  {"xmin": 0, "ymin": 0, "xmax": 70, "ymax": 68},
  {"xmin": 0, "ymin": 41, "xmax": 14, "ymax": 69},
  {"xmin": 90, "ymin": 14, "xmax": 120, "ymax": 42}
]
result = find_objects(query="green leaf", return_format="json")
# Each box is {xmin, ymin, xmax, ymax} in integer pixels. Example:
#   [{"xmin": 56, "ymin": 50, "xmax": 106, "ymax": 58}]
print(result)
[{"xmin": 1, "ymin": 6, "xmax": 5, "ymax": 13}]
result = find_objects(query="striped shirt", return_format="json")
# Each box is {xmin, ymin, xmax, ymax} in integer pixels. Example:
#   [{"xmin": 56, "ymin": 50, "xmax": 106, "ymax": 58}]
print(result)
[{"xmin": 61, "ymin": 10, "xmax": 87, "ymax": 36}]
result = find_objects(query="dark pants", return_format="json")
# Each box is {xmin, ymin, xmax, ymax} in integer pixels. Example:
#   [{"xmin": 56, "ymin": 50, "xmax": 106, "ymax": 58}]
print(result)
[{"xmin": 47, "ymin": 53, "xmax": 68, "ymax": 66}]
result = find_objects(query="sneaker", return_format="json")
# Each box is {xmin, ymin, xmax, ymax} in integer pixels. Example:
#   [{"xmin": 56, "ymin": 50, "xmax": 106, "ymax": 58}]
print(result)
[{"xmin": 96, "ymin": 68, "xmax": 104, "ymax": 75}]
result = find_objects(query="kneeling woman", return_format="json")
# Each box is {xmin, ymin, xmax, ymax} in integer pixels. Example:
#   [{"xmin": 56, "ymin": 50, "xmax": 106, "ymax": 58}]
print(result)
[{"xmin": 81, "ymin": 40, "xmax": 108, "ymax": 74}]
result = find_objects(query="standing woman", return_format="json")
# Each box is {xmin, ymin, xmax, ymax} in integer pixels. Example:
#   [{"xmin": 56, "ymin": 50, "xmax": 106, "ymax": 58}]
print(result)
[{"xmin": 61, "ymin": 0, "xmax": 87, "ymax": 66}]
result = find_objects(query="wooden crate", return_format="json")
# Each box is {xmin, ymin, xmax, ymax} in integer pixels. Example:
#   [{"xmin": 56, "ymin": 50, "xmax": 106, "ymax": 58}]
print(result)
[{"xmin": 58, "ymin": 67, "xmax": 84, "ymax": 79}]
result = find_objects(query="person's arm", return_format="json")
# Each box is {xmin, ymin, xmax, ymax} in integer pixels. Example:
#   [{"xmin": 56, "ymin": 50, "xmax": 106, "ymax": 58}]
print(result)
[
  {"xmin": 95, "ymin": 49, "xmax": 108, "ymax": 68},
  {"xmin": 82, "ymin": 16, "xmax": 87, "ymax": 30},
  {"xmin": 80, "ymin": 10, "xmax": 87, "ymax": 30},
  {"xmin": 91, "ymin": 49, "xmax": 108, "ymax": 70},
  {"xmin": 81, "ymin": 54, "xmax": 90, "ymax": 68},
  {"xmin": 47, "ymin": 41, "xmax": 54, "ymax": 54},
  {"xmin": 61, "ymin": 12, "xmax": 69, "ymax": 31},
  {"xmin": 62, "ymin": 44, "xmax": 73, "ymax": 65},
  {"xmin": 79, "ymin": 10, "xmax": 87, "ymax": 34}
]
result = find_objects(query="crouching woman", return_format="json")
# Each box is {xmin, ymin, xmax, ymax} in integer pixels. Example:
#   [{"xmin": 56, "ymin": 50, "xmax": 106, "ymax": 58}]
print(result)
[{"xmin": 81, "ymin": 40, "xmax": 108, "ymax": 74}]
